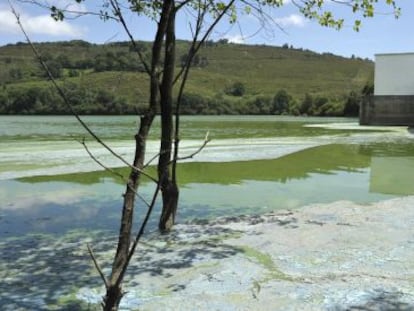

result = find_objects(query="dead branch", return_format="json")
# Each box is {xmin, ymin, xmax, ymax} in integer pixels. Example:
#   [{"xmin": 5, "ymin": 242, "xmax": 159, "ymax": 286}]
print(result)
[
  {"xmin": 80, "ymin": 139, "xmax": 152, "ymax": 208},
  {"xmin": 87, "ymin": 243, "xmax": 109, "ymax": 289},
  {"xmin": 80, "ymin": 139, "xmax": 127, "ymax": 181},
  {"xmin": 143, "ymin": 149, "xmax": 170, "ymax": 169},
  {"xmin": 171, "ymin": 131, "xmax": 211, "ymax": 163}
]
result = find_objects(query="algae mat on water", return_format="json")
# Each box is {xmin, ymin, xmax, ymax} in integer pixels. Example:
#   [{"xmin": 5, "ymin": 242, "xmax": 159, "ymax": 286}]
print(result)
[{"xmin": 63, "ymin": 196, "xmax": 414, "ymax": 311}]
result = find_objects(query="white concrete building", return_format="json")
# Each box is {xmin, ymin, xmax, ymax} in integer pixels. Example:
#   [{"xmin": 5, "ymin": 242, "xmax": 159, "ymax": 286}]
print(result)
[
  {"xmin": 374, "ymin": 53, "xmax": 414, "ymax": 96},
  {"xmin": 360, "ymin": 53, "xmax": 414, "ymax": 126}
]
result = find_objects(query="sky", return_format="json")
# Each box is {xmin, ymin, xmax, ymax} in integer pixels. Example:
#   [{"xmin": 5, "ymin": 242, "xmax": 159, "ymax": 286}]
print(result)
[{"xmin": 1, "ymin": 0, "xmax": 413, "ymax": 60}]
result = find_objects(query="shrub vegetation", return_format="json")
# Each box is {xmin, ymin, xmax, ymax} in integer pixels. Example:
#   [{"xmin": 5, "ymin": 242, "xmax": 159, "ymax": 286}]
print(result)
[{"xmin": 0, "ymin": 40, "xmax": 373, "ymax": 116}]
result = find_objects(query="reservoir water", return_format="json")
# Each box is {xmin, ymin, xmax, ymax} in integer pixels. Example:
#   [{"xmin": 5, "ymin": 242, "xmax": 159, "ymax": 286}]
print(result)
[{"xmin": 0, "ymin": 115, "xmax": 413, "ymax": 309}]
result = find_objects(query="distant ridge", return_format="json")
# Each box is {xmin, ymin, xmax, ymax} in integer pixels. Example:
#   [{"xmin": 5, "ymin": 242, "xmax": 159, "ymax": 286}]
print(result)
[{"xmin": 0, "ymin": 40, "xmax": 373, "ymax": 115}]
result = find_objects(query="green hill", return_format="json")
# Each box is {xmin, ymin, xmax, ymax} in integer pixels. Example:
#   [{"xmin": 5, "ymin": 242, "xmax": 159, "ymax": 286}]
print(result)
[{"xmin": 0, "ymin": 40, "xmax": 373, "ymax": 116}]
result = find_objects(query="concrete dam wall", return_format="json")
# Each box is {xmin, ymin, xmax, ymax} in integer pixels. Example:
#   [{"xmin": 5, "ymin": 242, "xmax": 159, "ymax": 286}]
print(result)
[{"xmin": 360, "ymin": 95, "xmax": 414, "ymax": 126}]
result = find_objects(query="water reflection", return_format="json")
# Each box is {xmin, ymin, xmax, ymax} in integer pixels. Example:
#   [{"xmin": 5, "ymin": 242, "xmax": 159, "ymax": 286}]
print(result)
[
  {"xmin": 3, "ymin": 142, "xmax": 413, "ymax": 239},
  {"xmin": 0, "ymin": 179, "xmax": 162, "ymax": 238},
  {"xmin": 19, "ymin": 142, "xmax": 414, "ymax": 188},
  {"xmin": 2, "ymin": 115, "xmax": 407, "ymax": 180},
  {"xmin": 2, "ymin": 117, "xmax": 413, "ymax": 309},
  {"xmin": 20, "ymin": 144, "xmax": 370, "ymax": 186},
  {"xmin": 177, "ymin": 144, "xmax": 370, "ymax": 185},
  {"xmin": 370, "ymin": 157, "xmax": 414, "ymax": 195},
  {"xmin": 1, "ymin": 140, "xmax": 414, "ymax": 308}
]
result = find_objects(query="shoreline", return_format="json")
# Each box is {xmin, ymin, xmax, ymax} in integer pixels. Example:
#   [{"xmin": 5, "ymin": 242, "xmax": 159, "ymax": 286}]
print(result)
[
  {"xmin": 75, "ymin": 196, "xmax": 414, "ymax": 310},
  {"xmin": 2, "ymin": 196, "xmax": 414, "ymax": 310}
]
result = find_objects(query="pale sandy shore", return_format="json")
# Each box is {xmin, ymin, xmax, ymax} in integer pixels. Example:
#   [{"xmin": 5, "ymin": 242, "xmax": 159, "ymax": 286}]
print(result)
[{"xmin": 77, "ymin": 196, "xmax": 414, "ymax": 310}]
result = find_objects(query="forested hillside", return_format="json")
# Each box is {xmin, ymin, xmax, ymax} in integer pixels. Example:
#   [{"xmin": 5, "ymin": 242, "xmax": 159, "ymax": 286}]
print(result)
[{"xmin": 0, "ymin": 40, "xmax": 373, "ymax": 116}]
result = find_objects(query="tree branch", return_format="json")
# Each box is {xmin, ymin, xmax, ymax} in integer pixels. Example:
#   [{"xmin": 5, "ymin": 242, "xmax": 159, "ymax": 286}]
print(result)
[
  {"xmin": 80, "ymin": 139, "xmax": 152, "ymax": 208},
  {"xmin": 9, "ymin": 1, "xmax": 158, "ymax": 185},
  {"xmin": 171, "ymin": 131, "xmax": 210, "ymax": 163},
  {"xmin": 16, "ymin": 0, "xmax": 117, "ymax": 21},
  {"xmin": 114, "ymin": 180, "xmax": 162, "ymax": 288},
  {"xmin": 143, "ymin": 149, "xmax": 170, "ymax": 169},
  {"xmin": 109, "ymin": 0, "xmax": 151, "ymax": 75},
  {"xmin": 176, "ymin": 0, "xmax": 194, "ymax": 11},
  {"xmin": 239, "ymin": 0, "xmax": 286, "ymax": 35},
  {"xmin": 87, "ymin": 243, "xmax": 109, "ymax": 290},
  {"xmin": 172, "ymin": 0, "xmax": 236, "ymax": 185}
]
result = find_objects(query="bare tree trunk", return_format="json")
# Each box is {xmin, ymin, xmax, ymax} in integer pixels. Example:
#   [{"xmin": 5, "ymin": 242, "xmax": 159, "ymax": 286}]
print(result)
[
  {"xmin": 159, "ymin": 179, "xmax": 179, "ymax": 231},
  {"xmin": 103, "ymin": 1, "xmax": 174, "ymax": 309},
  {"xmin": 103, "ymin": 115, "xmax": 153, "ymax": 311},
  {"xmin": 158, "ymin": 2, "xmax": 179, "ymax": 232}
]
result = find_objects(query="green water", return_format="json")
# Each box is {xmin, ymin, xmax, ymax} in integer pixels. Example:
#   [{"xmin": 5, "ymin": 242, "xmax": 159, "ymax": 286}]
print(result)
[
  {"xmin": 1, "ymin": 115, "xmax": 413, "ymax": 309},
  {"xmin": 1, "ymin": 115, "xmax": 413, "ymax": 237},
  {"xmin": 0, "ymin": 115, "xmax": 376, "ymax": 141}
]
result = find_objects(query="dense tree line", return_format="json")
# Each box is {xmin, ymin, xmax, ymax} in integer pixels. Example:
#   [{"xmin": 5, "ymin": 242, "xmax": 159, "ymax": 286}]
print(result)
[
  {"xmin": 0, "ymin": 82, "xmax": 368, "ymax": 116},
  {"xmin": 37, "ymin": 50, "xmax": 147, "ymax": 74},
  {"xmin": 0, "ymin": 83, "xmax": 134, "ymax": 115},
  {"xmin": 179, "ymin": 86, "xmax": 369, "ymax": 116}
]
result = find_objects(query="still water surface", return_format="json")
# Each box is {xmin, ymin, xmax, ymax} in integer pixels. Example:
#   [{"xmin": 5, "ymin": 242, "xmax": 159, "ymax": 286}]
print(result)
[
  {"xmin": 1, "ymin": 115, "xmax": 413, "ymax": 238},
  {"xmin": 1, "ymin": 115, "xmax": 414, "ymax": 309}
]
